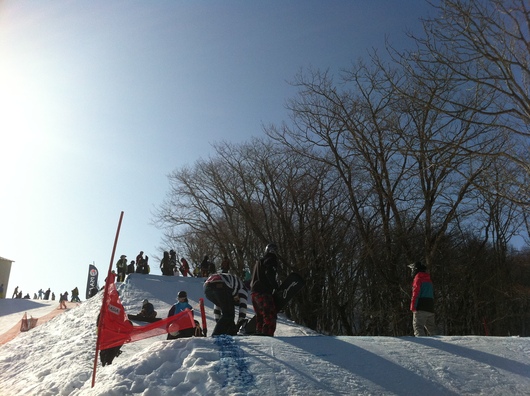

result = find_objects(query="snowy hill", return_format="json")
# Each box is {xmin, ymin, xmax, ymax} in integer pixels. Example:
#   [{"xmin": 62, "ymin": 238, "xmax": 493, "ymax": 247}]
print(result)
[{"xmin": 0, "ymin": 273, "xmax": 529, "ymax": 395}]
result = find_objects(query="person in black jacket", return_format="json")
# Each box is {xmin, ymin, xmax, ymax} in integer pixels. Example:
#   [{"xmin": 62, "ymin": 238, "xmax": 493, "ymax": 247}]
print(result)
[{"xmin": 250, "ymin": 243, "xmax": 279, "ymax": 336}]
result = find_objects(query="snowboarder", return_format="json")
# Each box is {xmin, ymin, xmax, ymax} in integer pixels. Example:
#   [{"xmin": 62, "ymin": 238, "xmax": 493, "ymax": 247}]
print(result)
[
  {"xmin": 409, "ymin": 261, "xmax": 436, "ymax": 336},
  {"xmin": 59, "ymin": 292, "xmax": 68, "ymax": 309},
  {"xmin": 250, "ymin": 243, "xmax": 280, "ymax": 336},
  {"xmin": 167, "ymin": 291, "xmax": 194, "ymax": 339},
  {"xmin": 204, "ymin": 273, "xmax": 248, "ymax": 336},
  {"xmin": 138, "ymin": 299, "xmax": 157, "ymax": 319}
]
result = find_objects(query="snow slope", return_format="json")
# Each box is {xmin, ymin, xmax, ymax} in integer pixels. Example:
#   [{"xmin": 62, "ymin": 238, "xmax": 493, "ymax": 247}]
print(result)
[{"xmin": 0, "ymin": 273, "xmax": 529, "ymax": 395}]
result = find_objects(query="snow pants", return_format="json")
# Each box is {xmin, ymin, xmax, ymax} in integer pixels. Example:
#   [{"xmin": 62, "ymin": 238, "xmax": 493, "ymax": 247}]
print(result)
[
  {"xmin": 204, "ymin": 281, "xmax": 237, "ymax": 336},
  {"xmin": 251, "ymin": 292, "xmax": 276, "ymax": 336},
  {"xmin": 413, "ymin": 310, "xmax": 436, "ymax": 336}
]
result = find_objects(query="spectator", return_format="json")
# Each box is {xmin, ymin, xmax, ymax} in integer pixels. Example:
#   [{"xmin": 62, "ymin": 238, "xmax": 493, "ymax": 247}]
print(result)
[
  {"xmin": 160, "ymin": 251, "xmax": 172, "ymax": 276},
  {"xmin": 136, "ymin": 251, "xmax": 144, "ymax": 269},
  {"xmin": 116, "ymin": 255, "xmax": 127, "ymax": 282},
  {"xmin": 408, "ymin": 261, "xmax": 436, "ymax": 336},
  {"xmin": 200, "ymin": 256, "xmax": 211, "ymax": 278},
  {"xmin": 180, "ymin": 257, "xmax": 190, "ymax": 277},
  {"xmin": 220, "ymin": 256, "xmax": 231, "ymax": 273},
  {"xmin": 71, "ymin": 287, "xmax": 81, "ymax": 302},
  {"xmin": 251, "ymin": 243, "xmax": 280, "ymax": 336},
  {"xmin": 169, "ymin": 250, "xmax": 178, "ymax": 275},
  {"xmin": 127, "ymin": 260, "xmax": 135, "ymax": 275}
]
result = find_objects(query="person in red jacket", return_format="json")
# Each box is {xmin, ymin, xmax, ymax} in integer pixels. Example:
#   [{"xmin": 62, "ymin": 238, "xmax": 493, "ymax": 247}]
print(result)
[{"xmin": 408, "ymin": 261, "xmax": 435, "ymax": 336}]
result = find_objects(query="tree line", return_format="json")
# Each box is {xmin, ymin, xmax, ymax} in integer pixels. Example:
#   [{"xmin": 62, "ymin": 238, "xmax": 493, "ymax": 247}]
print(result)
[{"xmin": 153, "ymin": 0, "xmax": 530, "ymax": 336}]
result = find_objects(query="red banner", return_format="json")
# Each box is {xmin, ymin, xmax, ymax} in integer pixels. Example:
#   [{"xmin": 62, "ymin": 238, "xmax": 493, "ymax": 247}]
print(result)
[{"xmin": 98, "ymin": 273, "xmax": 195, "ymax": 350}]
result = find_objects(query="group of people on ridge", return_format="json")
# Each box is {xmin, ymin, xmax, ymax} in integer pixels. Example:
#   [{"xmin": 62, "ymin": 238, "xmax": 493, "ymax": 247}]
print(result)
[
  {"xmin": 115, "ymin": 250, "xmax": 192, "ymax": 282},
  {"xmin": 115, "ymin": 251, "xmax": 151, "ymax": 282},
  {"xmin": 160, "ymin": 250, "xmax": 191, "ymax": 277}
]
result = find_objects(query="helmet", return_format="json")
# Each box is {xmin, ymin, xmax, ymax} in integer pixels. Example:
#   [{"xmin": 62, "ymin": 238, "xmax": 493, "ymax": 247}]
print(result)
[
  {"xmin": 264, "ymin": 243, "xmax": 278, "ymax": 255},
  {"xmin": 142, "ymin": 299, "xmax": 149, "ymax": 305},
  {"xmin": 178, "ymin": 291, "xmax": 187, "ymax": 299}
]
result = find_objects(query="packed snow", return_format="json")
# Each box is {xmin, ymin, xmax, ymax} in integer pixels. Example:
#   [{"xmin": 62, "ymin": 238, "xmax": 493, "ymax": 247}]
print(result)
[{"xmin": 0, "ymin": 273, "xmax": 529, "ymax": 395}]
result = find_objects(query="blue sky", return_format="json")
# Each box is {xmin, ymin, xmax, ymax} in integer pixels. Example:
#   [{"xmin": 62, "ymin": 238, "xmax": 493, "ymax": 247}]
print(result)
[{"xmin": 0, "ymin": 1, "xmax": 436, "ymax": 297}]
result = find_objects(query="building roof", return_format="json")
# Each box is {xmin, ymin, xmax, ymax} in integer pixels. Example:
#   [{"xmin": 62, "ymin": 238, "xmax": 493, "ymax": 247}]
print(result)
[{"xmin": 0, "ymin": 256, "xmax": 14, "ymax": 263}]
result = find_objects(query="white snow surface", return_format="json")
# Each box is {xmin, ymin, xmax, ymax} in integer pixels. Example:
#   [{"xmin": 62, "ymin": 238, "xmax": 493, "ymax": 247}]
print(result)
[{"xmin": 0, "ymin": 273, "xmax": 529, "ymax": 396}]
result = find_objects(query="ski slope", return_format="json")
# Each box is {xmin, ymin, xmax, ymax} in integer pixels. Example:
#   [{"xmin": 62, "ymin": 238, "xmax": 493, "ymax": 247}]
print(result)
[{"xmin": 0, "ymin": 273, "xmax": 529, "ymax": 395}]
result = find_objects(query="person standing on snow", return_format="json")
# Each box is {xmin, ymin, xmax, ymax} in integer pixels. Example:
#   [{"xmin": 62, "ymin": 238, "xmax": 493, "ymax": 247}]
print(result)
[
  {"xmin": 59, "ymin": 291, "xmax": 68, "ymax": 309},
  {"xmin": 179, "ymin": 257, "xmax": 190, "ymax": 277},
  {"xmin": 409, "ymin": 261, "xmax": 436, "ymax": 336},
  {"xmin": 250, "ymin": 243, "xmax": 280, "ymax": 336},
  {"xmin": 220, "ymin": 256, "xmax": 231, "ymax": 273},
  {"xmin": 136, "ymin": 251, "xmax": 144, "ymax": 269},
  {"xmin": 116, "ymin": 255, "xmax": 127, "ymax": 282},
  {"xmin": 160, "ymin": 251, "xmax": 172, "ymax": 276},
  {"xmin": 169, "ymin": 250, "xmax": 178, "ymax": 275},
  {"xmin": 200, "ymin": 255, "xmax": 211, "ymax": 277},
  {"xmin": 71, "ymin": 287, "xmax": 81, "ymax": 302},
  {"xmin": 204, "ymin": 273, "xmax": 248, "ymax": 336}
]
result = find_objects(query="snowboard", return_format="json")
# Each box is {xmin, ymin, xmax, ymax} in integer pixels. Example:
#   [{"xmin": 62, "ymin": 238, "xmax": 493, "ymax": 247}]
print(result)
[
  {"xmin": 127, "ymin": 314, "xmax": 162, "ymax": 323},
  {"xmin": 243, "ymin": 272, "xmax": 305, "ymax": 335}
]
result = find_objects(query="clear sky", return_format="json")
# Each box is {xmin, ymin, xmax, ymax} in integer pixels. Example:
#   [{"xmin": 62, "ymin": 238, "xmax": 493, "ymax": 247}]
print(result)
[{"xmin": 0, "ymin": 0, "xmax": 436, "ymax": 298}]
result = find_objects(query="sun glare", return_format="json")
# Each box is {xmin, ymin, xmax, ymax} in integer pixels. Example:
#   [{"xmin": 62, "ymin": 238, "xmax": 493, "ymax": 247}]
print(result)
[{"xmin": 0, "ymin": 62, "xmax": 54, "ymax": 172}]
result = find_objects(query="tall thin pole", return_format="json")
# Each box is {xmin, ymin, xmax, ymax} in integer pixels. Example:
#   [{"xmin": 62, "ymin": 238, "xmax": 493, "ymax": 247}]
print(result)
[{"xmin": 91, "ymin": 211, "xmax": 124, "ymax": 388}]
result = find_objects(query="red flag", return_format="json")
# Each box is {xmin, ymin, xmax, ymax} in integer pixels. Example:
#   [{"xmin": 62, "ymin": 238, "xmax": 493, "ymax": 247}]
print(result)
[{"xmin": 98, "ymin": 273, "xmax": 195, "ymax": 350}]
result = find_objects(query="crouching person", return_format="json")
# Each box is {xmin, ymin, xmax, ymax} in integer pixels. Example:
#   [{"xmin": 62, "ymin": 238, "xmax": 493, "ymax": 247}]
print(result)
[{"xmin": 204, "ymin": 273, "xmax": 247, "ymax": 336}]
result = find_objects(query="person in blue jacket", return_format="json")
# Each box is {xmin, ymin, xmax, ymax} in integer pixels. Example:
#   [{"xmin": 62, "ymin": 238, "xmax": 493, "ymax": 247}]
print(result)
[
  {"xmin": 167, "ymin": 291, "xmax": 194, "ymax": 339},
  {"xmin": 408, "ymin": 261, "xmax": 435, "ymax": 336}
]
